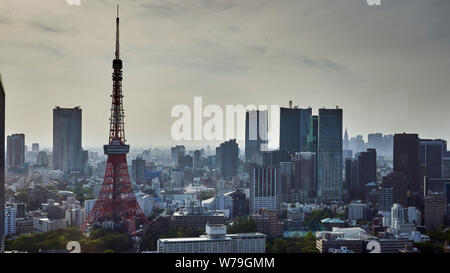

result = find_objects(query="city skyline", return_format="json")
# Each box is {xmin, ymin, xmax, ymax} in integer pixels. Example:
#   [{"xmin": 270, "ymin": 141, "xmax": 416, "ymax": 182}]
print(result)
[{"xmin": 1, "ymin": 0, "xmax": 450, "ymax": 148}]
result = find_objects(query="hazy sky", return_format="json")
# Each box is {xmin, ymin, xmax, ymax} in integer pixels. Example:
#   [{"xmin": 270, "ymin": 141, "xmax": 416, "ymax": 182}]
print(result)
[{"xmin": 1, "ymin": 0, "xmax": 450, "ymax": 150}]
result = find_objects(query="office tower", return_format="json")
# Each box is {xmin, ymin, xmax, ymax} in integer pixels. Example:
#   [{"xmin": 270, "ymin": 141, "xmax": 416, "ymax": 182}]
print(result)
[
  {"xmin": 216, "ymin": 139, "xmax": 239, "ymax": 181},
  {"xmin": 37, "ymin": 151, "xmax": 49, "ymax": 167},
  {"xmin": 424, "ymin": 192, "xmax": 446, "ymax": 230},
  {"xmin": 293, "ymin": 152, "xmax": 316, "ymax": 198},
  {"xmin": 132, "ymin": 157, "xmax": 146, "ymax": 184},
  {"xmin": 7, "ymin": 134, "xmax": 25, "ymax": 169},
  {"xmin": 279, "ymin": 162, "xmax": 293, "ymax": 195},
  {"xmin": 245, "ymin": 110, "xmax": 268, "ymax": 163},
  {"xmin": 193, "ymin": 150, "xmax": 201, "ymax": 168},
  {"xmin": 84, "ymin": 7, "xmax": 149, "ymax": 234},
  {"xmin": 279, "ymin": 103, "xmax": 311, "ymax": 162},
  {"xmin": 345, "ymin": 158, "xmax": 357, "ymax": 191},
  {"xmin": 32, "ymin": 143, "xmax": 39, "ymax": 152},
  {"xmin": 142, "ymin": 148, "xmax": 151, "ymax": 162},
  {"xmin": 81, "ymin": 149, "xmax": 89, "ymax": 173},
  {"xmin": 0, "ymin": 74, "xmax": 5, "ymax": 252},
  {"xmin": 250, "ymin": 166, "xmax": 280, "ymax": 213},
  {"xmin": 171, "ymin": 145, "xmax": 185, "ymax": 165},
  {"xmin": 391, "ymin": 203, "xmax": 406, "ymax": 229},
  {"xmin": 394, "ymin": 133, "xmax": 420, "ymax": 193},
  {"xmin": 382, "ymin": 172, "xmax": 408, "ymax": 207},
  {"xmin": 357, "ymin": 149, "xmax": 377, "ymax": 185},
  {"xmin": 419, "ymin": 139, "xmax": 445, "ymax": 179},
  {"xmin": 53, "ymin": 106, "xmax": 82, "ymax": 173},
  {"xmin": 379, "ymin": 187, "xmax": 393, "ymax": 212},
  {"xmin": 348, "ymin": 202, "xmax": 368, "ymax": 222},
  {"xmin": 317, "ymin": 108, "xmax": 343, "ymax": 201}
]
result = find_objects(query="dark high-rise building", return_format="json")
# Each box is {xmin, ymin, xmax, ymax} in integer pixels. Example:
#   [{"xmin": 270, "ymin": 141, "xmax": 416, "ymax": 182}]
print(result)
[
  {"xmin": 181, "ymin": 155, "xmax": 193, "ymax": 169},
  {"xmin": 317, "ymin": 108, "xmax": 343, "ymax": 201},
  {"xmin": 193, "ymin": 150, "xmax": 201, "ymax": 169},
  {"xmin": 81, "ymin": 149, "xmax": 89, "ymax": 173},
  {"xmin": 171, "ymin": 145, "xmax": 185, "ymax": 165},
  {"xmin": 245, "ymin": 110, "xmax": 268, "ymax": 163},
  {"xmin": 132, "ymin": 156, "xmax": 146, "ymax": 184},
  {"xmin": 382, "ymin": 172, "xmax": 408, "ymax": 207},
  {"xmin": 0, "ymin": 74, "xmax": 5, "ymax": 252},
  {"xmin": 53, "ymin": 106, "xmax": 82, "ymax": 173},
  {"xmin": 280, "ymin": 162, "xmax": 293, "ymax": 195},
  {"xmin": 345, "ymin": 158, "xmax": 357, "ymax": 191},
  {"xmin": 393, "ymin": 133, "xmax": 420, "ymax": 193},
  {"xmin": 229, "ymin": 189, "xmax": 248, "ymax": 217},
  {"xmin": 32, "ymin": 143, "xmax": 39, "ymax": 153},
  {"xmin": 279, "ymin": 104, "xmax": 311, "ymax": 162},
  {"xmin": 7, "ymin": 134, "xmax": 25, "ymax": 169},
  {"xmin": 424, "ymin": 192, "xmax": 446, "ymax": 230},
  {"xmin": 419, "ymin": 139, "xmax": 445, "ymax": 179},
  {"xmin": 216, "ymin": 139, "xmax": 239, "ymax": 181},
  {"xmin": 357, "ymin": 149, "xmax": 377, "ymax": 185},
  {"xmin": 293, "ymin": 152, "xmax": 316, "ymax": 198}
]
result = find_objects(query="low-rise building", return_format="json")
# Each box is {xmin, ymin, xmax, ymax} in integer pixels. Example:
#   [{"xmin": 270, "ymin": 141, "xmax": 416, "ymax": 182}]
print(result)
[{"xmin": 157, "ymin": 224, "xmax": 266, "ymax": 253}]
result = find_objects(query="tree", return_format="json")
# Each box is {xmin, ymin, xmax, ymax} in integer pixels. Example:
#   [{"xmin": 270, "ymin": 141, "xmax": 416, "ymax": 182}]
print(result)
[{"xmin": 228, "ymin": 218, "xmax": 258, "ymax": 234}]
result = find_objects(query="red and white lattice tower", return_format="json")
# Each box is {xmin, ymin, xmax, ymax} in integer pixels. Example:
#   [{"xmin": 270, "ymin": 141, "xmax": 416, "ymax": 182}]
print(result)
[{"xmin": 83, "ymin": 5, "xmax": 149, "ymax": 235}]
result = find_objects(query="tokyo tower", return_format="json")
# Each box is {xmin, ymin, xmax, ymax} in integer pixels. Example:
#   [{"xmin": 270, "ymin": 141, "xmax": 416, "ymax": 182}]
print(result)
[{"xmin": 83, "ymin": 5, "xmax": 149, "ymax": 235}]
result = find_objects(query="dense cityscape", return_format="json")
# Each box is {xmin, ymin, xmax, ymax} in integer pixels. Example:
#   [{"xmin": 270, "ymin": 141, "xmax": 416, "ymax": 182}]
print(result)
[{"xmin": 1, "ymin": 2, "xmax": 450, "ymax": 258}]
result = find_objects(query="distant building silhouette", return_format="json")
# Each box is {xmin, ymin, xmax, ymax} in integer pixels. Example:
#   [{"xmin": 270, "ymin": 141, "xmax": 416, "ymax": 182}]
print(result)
[{"xmin": 7, "ymin": 134, "xmax": 25, "ymax": 169}]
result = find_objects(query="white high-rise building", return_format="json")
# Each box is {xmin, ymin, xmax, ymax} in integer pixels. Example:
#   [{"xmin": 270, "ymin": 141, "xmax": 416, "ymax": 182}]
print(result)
[{"xmin": 391, "ymin": 203, "xmax": 405, "ymax": 229}]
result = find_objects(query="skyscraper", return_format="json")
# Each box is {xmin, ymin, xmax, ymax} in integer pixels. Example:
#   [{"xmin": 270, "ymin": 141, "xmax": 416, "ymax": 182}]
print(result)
[
  {"xmin": 216, "ymin": 139, "xmax": 239, "ymax": 181},
  {"xmin": 245, "ymin": 110, "xmax": 268, "ymax": 163},
  {"xmin": 132, "ymin": 157, "xmax": 146, "ymax": 184},
  {"xmin": 250, "ymin": 166, "xmax": 280, "ymax": 213},
  {"xmin": 419, "ymin": 139, "xmax": 445, "ymax": 179},
  {"xmin": 352, "ymin": 148, "xmax": 377, "ymax": 199},
  {"xmin": 7, "ymin": 134, "xmax": 25, "ymax": 169},
  {"xmin": 394, "ymin": 133, "xmax": 420, "ymax": 193},
  {"xmin": 293, "ymin": 152, "xmax": 316, "ymax": 199},
  {"xmin": 0, "ymin": 74, "xmax": 5, "ymax": 252},
  {"xmin": 279, "ymin": 103, "xmax": 311, "ymax": 162},
  {"xmin": 317, "ymin": 108, "xmax": 343, "ymax": 201},
  {"xmin": 53, "ymin": 106, "xmax": 82, "ymax": 173}
]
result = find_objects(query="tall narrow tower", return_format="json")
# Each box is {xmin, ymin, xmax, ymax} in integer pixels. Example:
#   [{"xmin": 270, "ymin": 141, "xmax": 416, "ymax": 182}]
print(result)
[{"xmin": 84, "ymin": 6, "xmax": 149, "ymax": 234}]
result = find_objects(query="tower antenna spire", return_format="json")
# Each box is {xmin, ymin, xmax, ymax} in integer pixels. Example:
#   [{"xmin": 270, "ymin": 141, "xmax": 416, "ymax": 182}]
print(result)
[{"xmin": 115, "ymin": 4, "xmax": 120, "ymax": 59}]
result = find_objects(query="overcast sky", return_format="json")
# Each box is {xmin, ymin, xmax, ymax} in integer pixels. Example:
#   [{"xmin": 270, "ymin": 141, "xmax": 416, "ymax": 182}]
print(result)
[{"xmin": 1, "ymin": 0, "xmax": 450, "ymax": 150}]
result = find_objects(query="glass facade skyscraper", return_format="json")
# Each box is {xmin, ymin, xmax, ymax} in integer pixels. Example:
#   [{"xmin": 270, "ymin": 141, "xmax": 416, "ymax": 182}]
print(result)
[
  {"xmin": 53, "ymin": 106, "xmax": 82, "ymax": 173},
  {"xmin": 279, "ymin": 106, "xmax": 311, "ymax": 162},
  {"xmin": 317, "ymin": 108, "xmax": 343, "ymax": 201}
]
